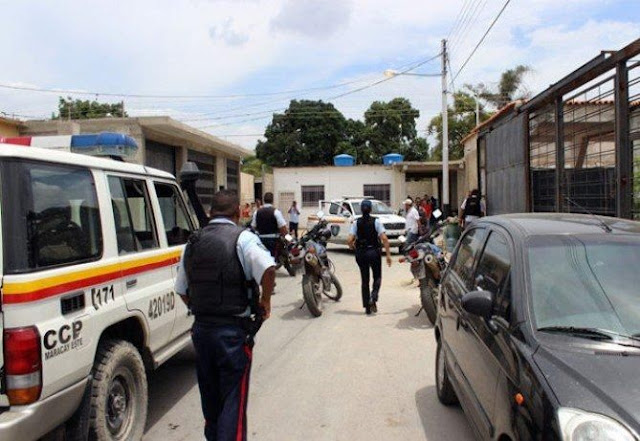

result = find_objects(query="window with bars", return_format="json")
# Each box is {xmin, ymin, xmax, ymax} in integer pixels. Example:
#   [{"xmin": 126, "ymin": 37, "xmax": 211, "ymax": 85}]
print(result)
[
  {"xmin": 301, "ymin": 185, "xmax": 324, "ymax": 208},
  {"xmin": 363, "ymin": 184, "xmax": 391, "ymax": 205},
  {"xmin": 226, "ymin": 159, "xmax": 239, "ymax": 192},
  {"xmin": 529, "ymin": 106, "xmax": 557, "ymax": 212}
]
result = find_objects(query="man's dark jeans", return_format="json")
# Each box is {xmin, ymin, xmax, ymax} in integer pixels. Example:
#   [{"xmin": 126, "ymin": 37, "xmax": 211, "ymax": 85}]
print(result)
[
  {"xmin": 355, "ymin": 247, "xmax": 382, "ymax": 308},
  {"xmin": 191, "ymin": 322, "xmax": 253, "ymax": 441}
]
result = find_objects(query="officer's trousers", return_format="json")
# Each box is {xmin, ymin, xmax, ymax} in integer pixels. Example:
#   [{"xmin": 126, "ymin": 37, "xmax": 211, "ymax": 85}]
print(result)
[
  {"xmin": 355, "ymin": 247, "xmax": 382, "ymax": 308},
  {"xmin": 191, "ymin": 322, "xmax": 253, "ymax": 441}
]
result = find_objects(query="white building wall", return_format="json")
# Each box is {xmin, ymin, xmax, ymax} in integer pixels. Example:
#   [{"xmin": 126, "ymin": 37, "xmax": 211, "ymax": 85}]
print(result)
[{"xmin": 273, "ymin": 165, "xmax": 405, "ymax": 228}]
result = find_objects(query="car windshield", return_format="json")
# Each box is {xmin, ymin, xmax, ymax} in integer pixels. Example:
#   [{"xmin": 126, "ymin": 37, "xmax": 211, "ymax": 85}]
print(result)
[
  {"xmin": 351, "ymin": 201, "xmax": 394, "ymax": 215},
  {"xmin": 527, "ymin": 235, "xmax": 640, "ymax": 336}
]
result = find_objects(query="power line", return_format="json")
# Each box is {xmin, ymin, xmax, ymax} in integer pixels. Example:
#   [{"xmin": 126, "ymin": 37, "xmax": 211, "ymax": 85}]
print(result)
[
  {"xmin": 450, "ymin": 0, "xmax": 487, "ymax": 53},
  {"xmin": 448, "ymin": 0, "xmax": 479, "ymax": 45},
  {"xmin": 0, "ymin": 78, "xmax": 373, "ymax": 100},
  {"xmin": 451, "ymin": 0, "xmax": 512, "ymax": 84},
  {"xmin": 447, "ymin": 0, "xmax": 473, "ymax": 40}
]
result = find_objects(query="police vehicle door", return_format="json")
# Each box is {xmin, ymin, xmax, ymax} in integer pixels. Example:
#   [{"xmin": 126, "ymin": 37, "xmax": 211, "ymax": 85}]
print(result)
[
  {"xmin": 107, "ymin": 175, "xmax": 176, "ymax": 352},
  {"xmin": 151, "ymin": 180, "xmax": 195, "ymax": 341}
]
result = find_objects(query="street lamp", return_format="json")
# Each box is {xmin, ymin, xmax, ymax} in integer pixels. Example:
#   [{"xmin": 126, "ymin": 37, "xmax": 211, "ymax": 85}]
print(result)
[{"xmin": 383, "ymin": 39, "xmax": 450, "ymax": 215}]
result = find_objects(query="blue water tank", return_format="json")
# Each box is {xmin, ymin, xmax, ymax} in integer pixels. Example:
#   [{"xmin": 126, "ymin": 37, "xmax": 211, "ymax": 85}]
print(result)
[
  {"xmin": 383, "ymin": 153, "xmax": 404, "ymax": 165},
  {"xmin": 334, "ymin": 154, "xmax": 355, "ymax": 167}
]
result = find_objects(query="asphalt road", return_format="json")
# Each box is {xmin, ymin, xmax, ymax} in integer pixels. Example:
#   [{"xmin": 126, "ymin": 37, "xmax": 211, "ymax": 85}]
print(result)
[{"xmin": 143, "ymin": 245, "xmax": 475, "ymax": 441}]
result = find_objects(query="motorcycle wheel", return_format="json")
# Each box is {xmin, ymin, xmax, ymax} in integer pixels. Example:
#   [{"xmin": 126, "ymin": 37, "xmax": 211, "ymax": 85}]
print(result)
[
  {"xmin": 419, "ymin": 277, "xmax": 438, "ymax": 325},
  {"xmin": 284, "ymin": 259, "xmax": 296, "ymax": 277},
  {"xmin": 302, "ymin": 274, "xmax": 323, "ymax": 317},
  {"xmin": 323, "ymin": 273, "xmax": 343, "ymax": 301}
]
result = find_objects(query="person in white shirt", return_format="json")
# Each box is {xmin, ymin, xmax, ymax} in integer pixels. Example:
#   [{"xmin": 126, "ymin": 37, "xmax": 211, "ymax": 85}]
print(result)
[
  {"xmin": 404, "ymin": 199, "xmax": 421, "ymax": 245},
  {"xmin": 287, "ymin": 201, "xmax": 301, "ymax": 239}
]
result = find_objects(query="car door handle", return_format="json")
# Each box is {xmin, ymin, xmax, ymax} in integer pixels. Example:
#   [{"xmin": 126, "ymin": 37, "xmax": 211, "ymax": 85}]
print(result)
[{"xmin": 126, "ymin": 279, "xmax": 138, "ymax": 289}]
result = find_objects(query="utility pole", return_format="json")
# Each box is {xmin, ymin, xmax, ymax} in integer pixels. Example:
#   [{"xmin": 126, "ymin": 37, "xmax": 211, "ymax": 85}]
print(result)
[
  {"xmin": 475, "ymin": 94, "xmax": 480, "ymax": 127},
  {"xmin": 441, "ymin": 39, "xmax": 449, "ymax": 216}
]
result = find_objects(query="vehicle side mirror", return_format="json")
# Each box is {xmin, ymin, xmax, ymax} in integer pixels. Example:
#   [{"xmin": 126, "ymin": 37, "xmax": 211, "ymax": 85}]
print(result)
[
  {"xmin": 461, "ymin": 290, "xmax": 493, "ymax": 321},
  {"xmin": 317, "ymin": 210, "xmax": 325, "ymax": 219},
  {"xmin": 331, "ymin": 225, "xmax": 340, "ymax": 236},
  {"xmin": 342, "ymin": 211, "xmax": 351, "ymax": 218}
]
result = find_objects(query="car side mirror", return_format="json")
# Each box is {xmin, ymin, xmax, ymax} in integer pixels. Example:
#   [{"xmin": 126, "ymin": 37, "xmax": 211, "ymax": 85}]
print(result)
[{"xmin": 461, "ymin": 290, "xmax": 493, "ymax": 321}]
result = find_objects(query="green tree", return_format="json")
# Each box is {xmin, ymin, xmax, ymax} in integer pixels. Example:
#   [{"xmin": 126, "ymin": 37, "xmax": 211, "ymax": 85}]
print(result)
[
  {"xmin": 241, "ymin": 155, "xmax": 271, "ymax": 177},
  {"xmin": 362, "ymin": 97, "xmax": 429, "ymax": 163},
  {"xmin": 256, "ymin": 100, "xmax": 347, "ymax": 167},
  {"xmin": 53, "ymin": 96, "xmax": 128, "ymax": 120},
  {"xmin": 428, "ymin": 91, "xmax": 492, "ymax": 160},
  {"xmin": 468, "ymin": 65, "xmax": 531, "ymax": 109}
]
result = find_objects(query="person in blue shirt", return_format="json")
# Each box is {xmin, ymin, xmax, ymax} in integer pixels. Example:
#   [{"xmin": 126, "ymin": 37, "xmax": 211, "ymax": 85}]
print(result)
[
  {"xmin": 347, "ymin": 199, "xmax": 392, "ymax": 315},
  {"xmin": 175, "ymin": 190, "xmax": 275, "ymax": 441}
]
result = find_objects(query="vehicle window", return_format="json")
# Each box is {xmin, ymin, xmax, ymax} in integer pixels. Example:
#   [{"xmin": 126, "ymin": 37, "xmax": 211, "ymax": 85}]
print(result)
[
  {"xmin": 2, "ymin": 161, "xmax": 102, "ymax": 273},
  {"xmin": 450, "ymin": 228, "xmax": 487, "ymax": 290},
  {"xmin": 329, "ymin": 203, "xmax": 340, "ymax": 215},
  {"xmin": 351, "ymin": 200, "xmax": 394, "ymax": 215},
  {"xmin": 154, "ymin": 182, "xmax": 194, "ymax": 246},
  {"xmin": 528, "ymin": 235, "xmax": 640, "ymax": 334},
  {"xmin": 108, "ymin": 176, "xmax": 158, "ymax": 254},
  {"xmin": 475, "ymin": 232, "xmax": 512, "ymax": 321}
]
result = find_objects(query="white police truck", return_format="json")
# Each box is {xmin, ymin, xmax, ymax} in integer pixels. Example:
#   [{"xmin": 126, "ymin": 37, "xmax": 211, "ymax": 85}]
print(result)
[{"xmin": 0, "ymin": 133, "xmax": 202, "ymax": 440}]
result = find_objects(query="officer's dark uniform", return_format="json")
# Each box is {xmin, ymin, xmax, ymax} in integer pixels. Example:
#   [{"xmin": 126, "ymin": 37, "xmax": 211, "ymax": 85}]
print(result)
[
  {"xmin": 354, "ymin": 215, "xmax": 384, "ymax": 313},
  {"xmin": 255, "ymin": 205, "xmax": 280, "ymax": 255},
  {"xmin": 177, "ymin": 219, "xmax": 273, "ymax": 441}
]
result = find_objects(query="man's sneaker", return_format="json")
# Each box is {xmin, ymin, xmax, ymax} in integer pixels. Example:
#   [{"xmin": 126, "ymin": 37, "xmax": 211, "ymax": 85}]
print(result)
[{"xmin": 370, "ymin": 302, "xmax": 377, "ymax": 313}]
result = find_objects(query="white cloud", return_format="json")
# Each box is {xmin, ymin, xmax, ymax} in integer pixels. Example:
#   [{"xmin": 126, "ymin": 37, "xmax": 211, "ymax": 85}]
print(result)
[{"xmin": 270, "ymin": 0, "xmax": 354, "ymax": 38}]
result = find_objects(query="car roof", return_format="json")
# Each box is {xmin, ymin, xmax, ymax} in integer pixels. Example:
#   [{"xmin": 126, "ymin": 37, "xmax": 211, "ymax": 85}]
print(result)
[
  {"xmin": 0, "ymin": 143, "xmax": 175, "ymax": 180},
  {"xmin": 477, "ymin": 213, "xmax": 640, "ymax": 237}
]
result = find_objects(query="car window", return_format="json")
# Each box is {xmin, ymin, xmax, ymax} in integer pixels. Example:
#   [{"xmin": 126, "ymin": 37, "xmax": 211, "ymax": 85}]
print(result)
[
  {"xmin": 329, "ymin": 203, "xmax": 341, "ymax": 215},
  {"xmin": 109, "ymin": 176, "xmax": 159, "ymax": 254},
  {"xmin": 450, "ymin": 228, "xmax": 487, "ymax": 290},
  {"xmin": 528, "ymin": 235, "xmax": 640, "ymax": 334},
  {"xmin": 2, "ymin": 160, "xmax": 103, "ymax": 273},
  {"xmin": 475, "ymin": 231, "xmax": 512, "ymax": 321},
  {"xmin": 154, "ymin": 182, "xmax": 194, "ymax": 246}
]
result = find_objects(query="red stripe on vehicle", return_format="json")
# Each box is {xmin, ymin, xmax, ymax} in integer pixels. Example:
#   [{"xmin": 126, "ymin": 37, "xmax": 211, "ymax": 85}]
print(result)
[{"xmin": 3, "ymin": 256, "xmax": 179, "ymax": 304}]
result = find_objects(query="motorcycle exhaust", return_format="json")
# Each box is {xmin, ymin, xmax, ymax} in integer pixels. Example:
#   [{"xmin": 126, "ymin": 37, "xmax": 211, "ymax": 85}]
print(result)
[{"xmin": 424, "ymin": 254, "xmax": 441, "ymax": 279}]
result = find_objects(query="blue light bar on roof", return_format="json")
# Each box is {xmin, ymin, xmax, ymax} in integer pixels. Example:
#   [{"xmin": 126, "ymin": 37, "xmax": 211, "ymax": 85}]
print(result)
[{"xmin": 70, "ymin": 132, "xmax": 138, "ymax": 158}]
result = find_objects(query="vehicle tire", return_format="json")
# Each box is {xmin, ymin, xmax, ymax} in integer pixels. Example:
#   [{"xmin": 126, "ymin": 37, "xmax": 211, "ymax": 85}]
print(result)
[
  {"xmin": 88, "ymin": 339, "xmax": 148, "ymax": 441},
  {"xmin": 284, "ymin": 259, "xmax": 297, "ymax": 277},
  {"xmin": 302, "ymin": 274, "xmax": 323, "ymax": 317},
  {"xmin": 323, "ymin": 273, "xmax": 343, "ymax": 301},
  {"xmin": 420, "ymin": 277, "xmax": 438, "ymax": 325},
  {"xmin": 436, "ymin": 341, "xmax": 458, "ymax": 405}
]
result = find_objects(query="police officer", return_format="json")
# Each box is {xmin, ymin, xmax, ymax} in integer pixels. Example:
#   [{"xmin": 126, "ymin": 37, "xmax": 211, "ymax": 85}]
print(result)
[
  {"xmin": 175, "ymin": 190, "xmax": 276, "ymax": 441},
  {"xmin": 251, "ymin": 192, "xmax": 288, "ymax": 255},
  {"xmin": 459, "ymin": 188, "xmax": 485, "ymax": 229},
  {"xmin": 347, "ymin": 199, "xmax": 392, "ymax": 315}
]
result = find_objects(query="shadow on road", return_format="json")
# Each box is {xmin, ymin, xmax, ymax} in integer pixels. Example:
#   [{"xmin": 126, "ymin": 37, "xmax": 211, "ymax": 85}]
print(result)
[
  {"xmin": 145, "ymin": 345, "xmax": 198, "ymax": 431},
  {"xmin": 415, "ymin": 386, "xmax": 474, "ymax": 440},
  {"xmin": 279, "ymin": 300, "xmax": 317, "ymax": 321},
  {"xmin": 396, "ymin": 306, "xmax": 434, "ymax": 330}
]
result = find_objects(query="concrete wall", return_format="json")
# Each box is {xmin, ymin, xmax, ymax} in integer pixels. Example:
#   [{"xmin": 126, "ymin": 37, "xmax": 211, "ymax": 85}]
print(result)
[
  {"xmin": 0, "ymin": 119, "xmax": 20, "ymax": 137},
  {"xmin": 405, "ymin": 179, "xmax": 437, "ymax": 200},
  {"xmin": 273, "ymin": 165, "xmax": 404, "ymax": 227},
  {"xmin": 240, "ymin": 172, "xmax": 255, "ymax": 204}
]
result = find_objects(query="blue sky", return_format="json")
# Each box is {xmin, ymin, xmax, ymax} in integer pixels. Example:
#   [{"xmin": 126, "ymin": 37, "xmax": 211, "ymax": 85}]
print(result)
[{"xmin": 0, "ymin": 0, "xmax": 638, "ymax": 148}]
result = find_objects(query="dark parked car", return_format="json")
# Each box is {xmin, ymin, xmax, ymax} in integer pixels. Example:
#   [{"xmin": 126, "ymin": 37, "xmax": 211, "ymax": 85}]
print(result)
[{"xmin": 435, "ymin": 213, "xmax": 640, "ymax": 441}]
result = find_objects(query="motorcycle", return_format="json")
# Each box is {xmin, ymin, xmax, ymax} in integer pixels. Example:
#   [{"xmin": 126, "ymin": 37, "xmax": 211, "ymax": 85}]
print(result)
[
  {"xmin": 399, "ymin": 211, "xmax": 447, "ymax": 325},
  {"xmin": 291, "ymin": 212, "xmax": 342, "ymax": 317},
  {"xmin": 274, "ymin": 234, "xmax": 297, "ymax": 277}
]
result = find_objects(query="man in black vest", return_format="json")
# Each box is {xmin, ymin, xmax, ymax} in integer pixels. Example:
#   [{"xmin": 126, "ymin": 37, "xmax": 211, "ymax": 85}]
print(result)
[
  {"xmin": 347, "ymin": 199, "xmax": 393, "ymax": 315},
  {"xmin": 251, "ymin": 192, "xmax": 288, "ymax": 256},
  {"xmin": 175, "ymin": 190, "xmax": 275, "ymax": 441},
  {"xmin": 459, "ymin": 188, "xmax": 486, "ymax": 229}
]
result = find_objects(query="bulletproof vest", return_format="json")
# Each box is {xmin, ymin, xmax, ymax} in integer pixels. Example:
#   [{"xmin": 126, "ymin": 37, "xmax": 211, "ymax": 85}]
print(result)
[
  {"xmin": 256, "ymin": 206, "xmax": 279, "ymax": 234},
  {"xmin": 465, "ymin": 195, "xmax": 482, "ymax": 217},
  {"xmin": 356, "ymin": 216, "xmax": 381, "ymax": 250},
  {"xmin": 185, "ymin": 222, "xmax": 251, "ymax": 319}
]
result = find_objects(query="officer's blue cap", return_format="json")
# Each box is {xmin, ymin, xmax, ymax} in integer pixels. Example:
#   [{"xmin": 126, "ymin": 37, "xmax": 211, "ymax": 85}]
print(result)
[{"xmin": 361, "ymin": 199, "xmax": 372, "ymax": 209}]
